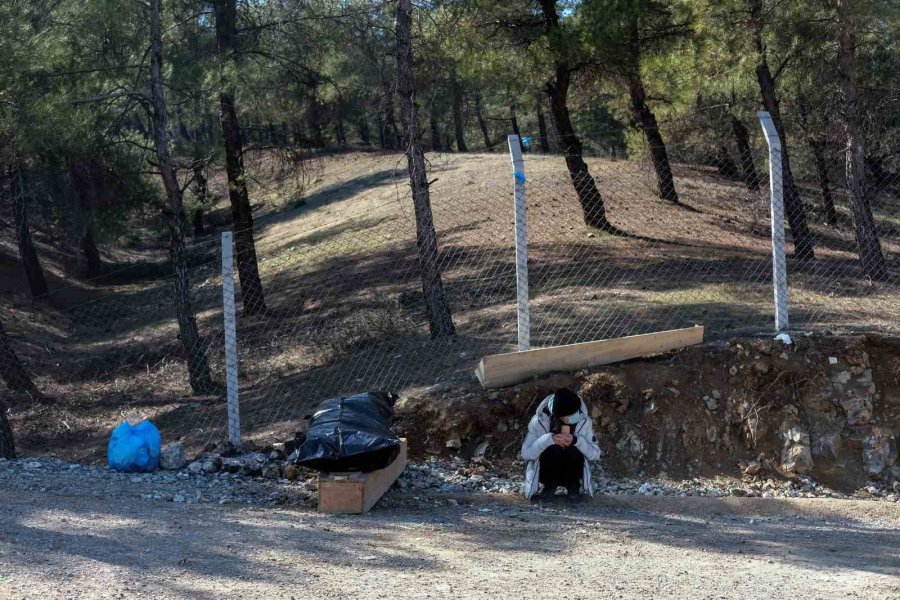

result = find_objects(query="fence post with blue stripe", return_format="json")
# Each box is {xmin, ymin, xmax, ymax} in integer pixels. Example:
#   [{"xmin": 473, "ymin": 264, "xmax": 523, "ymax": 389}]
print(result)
[
  {"xmin": 758, "ymin": 111, "xmax": 790, "ymax": 333},
  {"xmin": 508, "ymin": 134, "xmax": 531, "ymax": 351},
  {"xmin": 221, "ymin": 231, "xmax": 241, "ymax": 444}
]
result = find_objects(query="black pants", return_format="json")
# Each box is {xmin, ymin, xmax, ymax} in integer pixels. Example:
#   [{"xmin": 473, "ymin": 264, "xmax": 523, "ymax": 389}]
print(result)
[{"xmin": 539, "ymin": 444, "xmax": 584, "ymax": 489}]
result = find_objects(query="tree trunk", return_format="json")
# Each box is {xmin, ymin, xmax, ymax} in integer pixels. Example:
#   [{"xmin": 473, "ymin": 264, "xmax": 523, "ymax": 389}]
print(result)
[
  {"xmin": 0, "ymin": 318, "xmax": 39, "ymax": 398},
  {"xmin": 335, "ymin": 115, "xmax": 347, "ymax": 146},
  {"xmin": 204, "ymin": 114, "xmax": 217, "ymax": 144},
  {"xmin": 382, "ymin": 83, "xmax": 399, "ymax": 150},
  {"xmin": 149, "ymin": 0, "xmax": 215, "ymax": 395},
  {"xmin": 377, "ymin": 115, "xmax": 387, "ymax": 149},
  {"xmin": 7, "ymin": 151, "xmax": 49, "ymax": 298},
  {"xmin": 177, "ymin": 109, "xmax": 191, "ymax": 141},
  {"xmin": 749, "ymin": 0, "xmax": 815, "ymax": 261},
  {"xmin": 731, "ymin": 115, "xmax": 760, "ymax": 190},
  {"xmin": 716, "ymin": 146, "xmax": 740, "ymax": 179},
  {"xmin": 474, "ymin": 92, "xmax": 492, "ymax": 150},
  {"xmin": 307, "ymin": 101, "xmax": 326, "ymax": 148},
  {"xmin": 192, "ymin": 160, "xmax": 208, "ymax": 204},
  {"xmin": 358, "ymin": 117, "xmax": 371, "ymax": 145},
  {"xmin": 213, "ymin": 0, "xmax": 268, "ymax": 315},
  {"xmin": 836, "ymin": 0, "xmax": 886, "ymax": 280},
  {"xmin": 395, "ymin": 0, "xmax": 455, "ymax": 339},
  {"xmin": 67, "ymin": 159, "xmax": 103, "ymax": 278},
  {"xmin": 538, "ymin": 0, "xmax": 612, "ymax": 231},
  {"xmin": 625, "ymin": 23, "xmax": 679, "ymax": 204},
  {"xmin": 545, "ymin": 67, "xmax": 612, "ymax": 231},
  {"xmin": 864, "ymin": 154, "xmax": 900, "ymax": 197},
  {"xmin": 865, "ymin": 154, "xmax": 890, "ymax": 184},
  {"xmin": 536, "ymin": 95, "xmax": 550, "ymax": 153},
  {"xmin": 810, "ymin": 140, "xmax": 838, "ymax": 227},
  {"xmin": 193, "ymin": 208, "xmax": 206, "ymax": 236},
  {"xmin": 796, "ymin": 92, "xmax": 838, "ymax": 227},
  {"xmin": 509, "ymin": 102, "xmax": 525, "ymax": 152},
  {"xmin": 268, "ymin": 122, "xmax": 280, "ymax": 147},
  {"xmin": 430, "ymin": 113, "xmax": 443, "ymax": 151},
  {"xmin": 0, "ymin": 395, "xmax": 14, "ymax": 459},
  {"xmin": 628, "ymin": 75, "xmax": 679, "ymax": 204},
  {"xmin": 81, "ymin": 227, "xmax": 102, "ymax": 278},
  {"xmin": 450, "ymin": 65, "xmax": 468, "ymax": 152}
]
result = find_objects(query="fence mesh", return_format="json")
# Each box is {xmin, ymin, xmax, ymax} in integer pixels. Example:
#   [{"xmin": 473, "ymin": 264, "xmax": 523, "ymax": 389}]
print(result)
[{"xmin": 4, "ymin": 105, "xmax": 899, "ymax": 458}]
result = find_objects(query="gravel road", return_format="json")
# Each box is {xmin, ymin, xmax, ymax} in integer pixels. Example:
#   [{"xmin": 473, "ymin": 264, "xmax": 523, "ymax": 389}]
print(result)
[{"xmin": 2, "ymin": 477, "xmax": 898, "ymax": 599}]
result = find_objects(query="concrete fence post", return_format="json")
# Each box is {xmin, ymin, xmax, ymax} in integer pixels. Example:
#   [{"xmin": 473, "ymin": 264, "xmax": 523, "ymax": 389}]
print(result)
[
  {"xmin": 221, "ymin": 231, "xmax": 241, "ymax": 444},
  {"xmin": 758, "ymin": 111, "xmax": 790, "ymax": 333},
  {"xmin": 508, "ymin": 134, "xmax": 531, "ymax": 351}
]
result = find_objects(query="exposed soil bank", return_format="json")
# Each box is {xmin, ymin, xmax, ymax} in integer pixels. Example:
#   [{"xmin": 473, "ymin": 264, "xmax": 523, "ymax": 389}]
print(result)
[{"xmin": 396, "ymin": 334, "xmax": 900, "ymax": 493}]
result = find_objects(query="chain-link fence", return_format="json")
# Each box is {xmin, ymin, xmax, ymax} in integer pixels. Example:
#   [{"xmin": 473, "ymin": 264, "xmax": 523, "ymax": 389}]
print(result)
[{"xmin": 5, "ymin": 106, "xmax": 899, "ymax": 458}]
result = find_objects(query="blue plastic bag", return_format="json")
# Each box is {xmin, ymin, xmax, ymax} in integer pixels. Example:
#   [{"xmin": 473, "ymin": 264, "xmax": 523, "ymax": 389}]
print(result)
[{"xmin": 107, "ymin": 420, "xmax": 161, "ymax": 472}]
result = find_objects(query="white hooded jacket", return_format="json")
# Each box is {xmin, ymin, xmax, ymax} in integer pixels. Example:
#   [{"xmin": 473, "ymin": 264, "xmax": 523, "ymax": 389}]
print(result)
[{"xmin": 520, "ymin": 393, "xmax": 602, "ymax": 499}]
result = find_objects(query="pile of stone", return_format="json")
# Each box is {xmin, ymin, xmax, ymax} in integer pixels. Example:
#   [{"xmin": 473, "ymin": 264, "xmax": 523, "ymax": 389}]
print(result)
[
  {"xmin": 3, "ymin": 435, "xmax": 897, "ymax": 508},
  {"xmin": 396, "ymin": 457, "xmax": 521, "ymax": 495},
  {"xmin": 0, "ymin": 455, "xmax": 318, "ymax": 507},
  {"xmin": 161, "ymin": 440, "xmax": 307, "ymax": 481},
  {"xmin": 394, "ymin": 455, "xmax": 900, "ymax": 502}
]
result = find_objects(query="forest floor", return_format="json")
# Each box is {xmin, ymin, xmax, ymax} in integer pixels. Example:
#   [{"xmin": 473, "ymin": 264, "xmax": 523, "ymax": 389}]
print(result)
[
  {"xmin": 1, "ymin": 475, "xmax": 899, "ymax": 600},
  {"xmin": 2, "ymin": 148, "xmax": 900, "ymax": 466}
]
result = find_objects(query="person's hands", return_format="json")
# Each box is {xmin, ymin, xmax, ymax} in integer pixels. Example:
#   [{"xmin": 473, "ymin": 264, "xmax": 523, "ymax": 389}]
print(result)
[{"xmin": 553, "ymin": 433, "xmax": 574, "ymax": 447}]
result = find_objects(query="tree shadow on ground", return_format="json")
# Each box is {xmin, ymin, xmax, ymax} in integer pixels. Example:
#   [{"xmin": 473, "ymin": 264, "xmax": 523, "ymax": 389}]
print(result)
[
  {"xmin": 0, "ymin": 493, "xmax": 440, "ymax": 592},
  {"xmin": 256, "ymin": 169, "xmax": 400, "ymax": 231},
  {"xmin": 1, "ymin": 490, "xmax": 897, "ymax": 599}
]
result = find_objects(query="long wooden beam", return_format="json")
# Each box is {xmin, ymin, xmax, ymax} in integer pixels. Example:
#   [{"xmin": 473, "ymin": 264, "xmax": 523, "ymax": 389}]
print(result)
[{"xmin": 475, "ymin": 326, "xmax": 704, "ymax": 389}]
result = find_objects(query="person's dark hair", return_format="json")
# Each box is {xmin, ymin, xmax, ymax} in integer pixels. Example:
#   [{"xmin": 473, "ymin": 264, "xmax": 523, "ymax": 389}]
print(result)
[{"xmin": 551, "ymin": 388, "xmax": 581, "ymax": 417}]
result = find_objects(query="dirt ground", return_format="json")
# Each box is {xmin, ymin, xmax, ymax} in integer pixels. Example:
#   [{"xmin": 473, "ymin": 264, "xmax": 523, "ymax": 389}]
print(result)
[
  {"xmin": 1, "ymin": 483, "xmax": 898, "ymax": 600},
  {"xmin": 4, "ymin": 150, "xmax": 900, "ymax": 464}
]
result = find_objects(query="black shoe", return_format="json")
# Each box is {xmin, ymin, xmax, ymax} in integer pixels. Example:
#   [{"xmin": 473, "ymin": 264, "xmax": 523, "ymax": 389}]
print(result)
[
  {"xmin": 566, "ymin": 485, "xmax": 583, "ymax": 504},
  {"xmin": 538, "ymin": 485, "xmax": 557, "ymax": 502}
]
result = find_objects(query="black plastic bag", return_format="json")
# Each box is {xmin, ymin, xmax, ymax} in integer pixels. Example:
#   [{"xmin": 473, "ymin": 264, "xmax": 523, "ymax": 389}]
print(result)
[{"xmin": 288, "ymin": 392, "xmax": 400, "ymax": 472}]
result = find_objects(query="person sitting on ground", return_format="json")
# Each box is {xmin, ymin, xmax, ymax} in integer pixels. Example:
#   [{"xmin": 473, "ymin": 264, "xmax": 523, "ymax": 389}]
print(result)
[{"xmin": 520, "ymin": 388, "xmax": 602, "ymax": 503}]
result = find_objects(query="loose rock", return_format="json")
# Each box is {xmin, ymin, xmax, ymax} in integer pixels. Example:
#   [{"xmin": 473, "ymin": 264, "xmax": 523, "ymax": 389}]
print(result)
[
  {"xmin": 782, "ymin": 444, "xmax": 813, "ymax": 474},
  {"xmin": 862, "ymin": 428, "xmax": 897, "ymax": 479},
  {"xmin": 160, "ymin": 443, "xmax": 186, "ymax": 471},
  {"xmin": 200, "ymin": 456, "xmax": 222, "ymax": 474}
]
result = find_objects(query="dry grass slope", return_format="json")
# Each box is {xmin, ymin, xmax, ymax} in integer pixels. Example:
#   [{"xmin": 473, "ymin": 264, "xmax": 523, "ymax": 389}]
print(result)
[{"xmin": 1, "ymin": 149, "xmax": 898, "ymax": 460}]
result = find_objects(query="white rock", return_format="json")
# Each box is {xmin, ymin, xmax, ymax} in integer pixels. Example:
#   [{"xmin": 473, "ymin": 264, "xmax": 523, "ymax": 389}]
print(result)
[
  {"xmin": 774, "ymin": 333, "xmax": 792, "ymax": 345},
  {"xmin": 474, "ymin": 441, "xmax": 489, "ymax": 457},
  {"xmin": 862, "ymin": 428, "xmax": 897, "ymax": 478},
  {"xmin": 782, "ymin": 444, "xmax": 814, "ymax": 474},
  {"xmin": 160, "ymin": 443, "xmax": 186, "ymax": 470}
]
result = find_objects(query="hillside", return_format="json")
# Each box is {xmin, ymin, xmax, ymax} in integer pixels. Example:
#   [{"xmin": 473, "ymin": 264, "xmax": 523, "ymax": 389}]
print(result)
[{"xmin": 1, "ymin": 148, "xmax": 899, "ymax": 462}]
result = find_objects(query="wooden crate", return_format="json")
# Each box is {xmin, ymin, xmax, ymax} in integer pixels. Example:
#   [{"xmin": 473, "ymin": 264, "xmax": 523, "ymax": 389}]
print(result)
[{"xmin": 317, "ymin": 439, "xmax": 407, "ymax": 514}]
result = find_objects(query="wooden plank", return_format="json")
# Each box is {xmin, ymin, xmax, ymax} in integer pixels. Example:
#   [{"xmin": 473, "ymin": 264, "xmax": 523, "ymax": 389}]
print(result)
[
  {"xmin": 361, "ymin": 438, "xmax": 407, "ymax": 512},
  {"xmin": 318, "ymin": 439, "xmax": 407, "ymax": 514},
  {"xmin": 475, "ymin": 326, "xmax": 704, "ymax": 389},
  {"xmin": 317, "ymin": 479, "xmax": 363, "ymax": 513}
]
